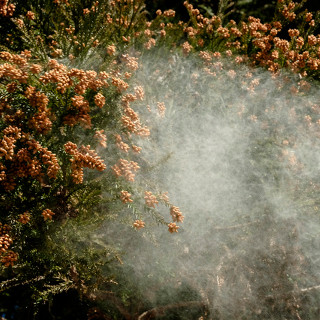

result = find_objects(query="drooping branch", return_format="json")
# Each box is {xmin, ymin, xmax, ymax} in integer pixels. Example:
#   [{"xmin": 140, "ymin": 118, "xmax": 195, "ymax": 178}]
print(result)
[{"xmin": 86, "ymin": 290, "xmax": 132, "ymax": 320}]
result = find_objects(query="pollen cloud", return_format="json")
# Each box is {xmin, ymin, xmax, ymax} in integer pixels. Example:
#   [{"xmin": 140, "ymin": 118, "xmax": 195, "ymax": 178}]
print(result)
[{"xmin": 103, "ymin": 49, "xmax": 320, "ymax": 318}]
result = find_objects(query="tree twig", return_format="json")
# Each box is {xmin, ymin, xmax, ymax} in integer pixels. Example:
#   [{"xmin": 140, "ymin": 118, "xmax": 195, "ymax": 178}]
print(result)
[
  {"xmin": 300, "ymin": 284, "xmax": 320, "ymax": 292},
  {"xmin": 0, "ymin": 275, "xmax": 45, "ymax": 292},
  {"xmin": 137, "ymin": 301, "xmax": 207, "ymax": 320},
  {"xmin": 213, "ymin": 220, "xmax": 260, "ymax": 230}
]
